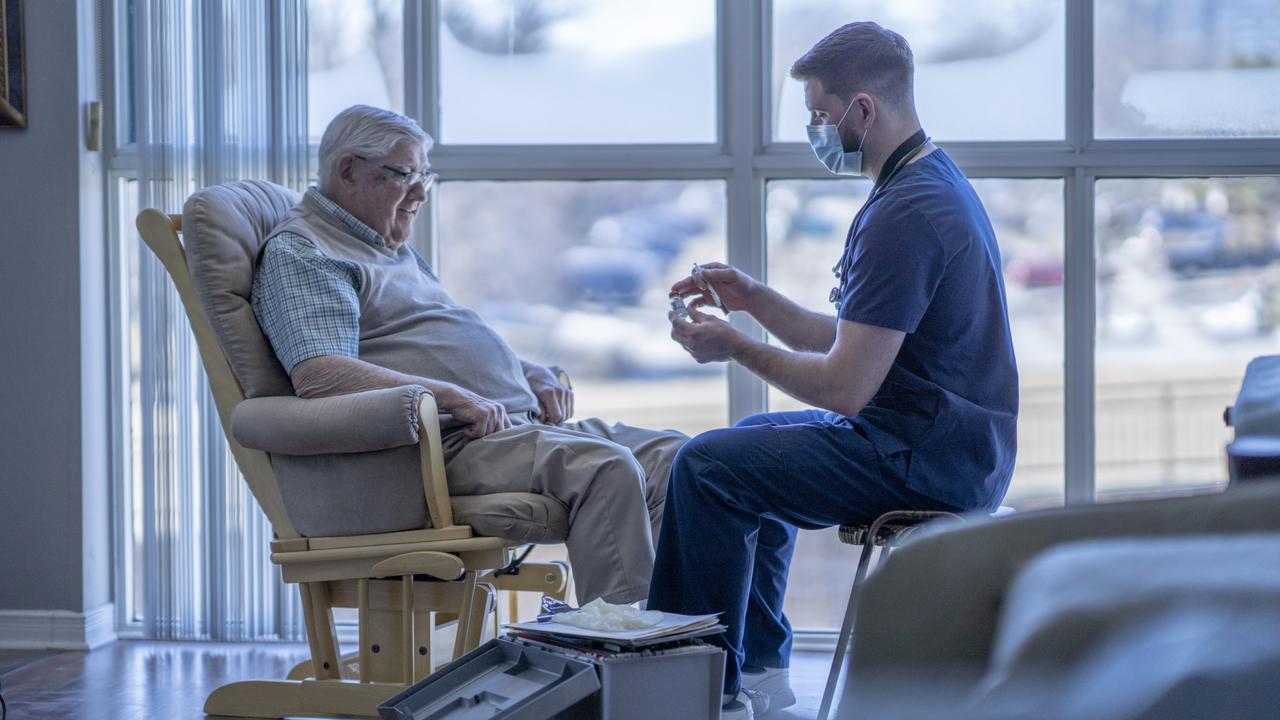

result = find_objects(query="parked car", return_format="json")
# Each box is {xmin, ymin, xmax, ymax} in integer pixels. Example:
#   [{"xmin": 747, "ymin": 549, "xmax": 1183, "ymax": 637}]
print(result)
[{"xmin": 1159, "ymin": 211, "xmax": 1227, "ymax": 275}]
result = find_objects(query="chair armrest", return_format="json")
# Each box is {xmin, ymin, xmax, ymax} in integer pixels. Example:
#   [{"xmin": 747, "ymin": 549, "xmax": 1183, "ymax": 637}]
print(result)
[
  {"xmin": 1229, "ymin": 355, "xmax": 1280, "ymax": 436},
  {"xmin": 416, "ymin": 391, "xmax": 455, "ymax": 530},
  {"xmin": 850, "ymin": 483, "xmax": 1280, "ymax": 679},
  {"xmin": 231, "ymin": 385, "xmax": 428, "ymax": 456},
  {"xmin": 550, "ymin": 365, "xmax": 572, "ymax": 389}
]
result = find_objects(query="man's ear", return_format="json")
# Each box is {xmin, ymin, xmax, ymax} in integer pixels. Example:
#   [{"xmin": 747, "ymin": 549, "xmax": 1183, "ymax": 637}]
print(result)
[
  {"xmin": 855, "ymin": 93, "xmax": 875, "ymax": 128},
  {"xmin": 336, "ymin": 153, "xmax": 358, "ymax": 189}
]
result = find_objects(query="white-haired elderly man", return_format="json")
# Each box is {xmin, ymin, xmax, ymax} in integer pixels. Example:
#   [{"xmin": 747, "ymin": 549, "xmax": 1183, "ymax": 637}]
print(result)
[{"xmin": 250, "ymin": 104, "xmax": 687, "ymax": 605}]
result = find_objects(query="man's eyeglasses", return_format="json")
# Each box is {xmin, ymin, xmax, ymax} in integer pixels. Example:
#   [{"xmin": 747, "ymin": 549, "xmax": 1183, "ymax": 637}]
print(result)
[{"xmin": 354, "ymin": 155, "xmax": 438, "ymax": 191}]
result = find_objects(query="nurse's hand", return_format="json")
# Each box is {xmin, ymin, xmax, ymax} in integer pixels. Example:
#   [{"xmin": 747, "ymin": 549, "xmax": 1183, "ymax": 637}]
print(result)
[
  {"xmin": 669, "ymin": 305, "xmax": 749, "ymax": 364},
  {"xmin": 670, "ymin": 262, "xmax": 759, "ymax": 314}
]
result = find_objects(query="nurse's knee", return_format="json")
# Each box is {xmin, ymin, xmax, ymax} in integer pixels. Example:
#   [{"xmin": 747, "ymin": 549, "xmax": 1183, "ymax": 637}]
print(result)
[
  {"xmin": 671, "ymin": 429, "xmax": 736, "ymax": 487},
  {"xmin": 734, "ymin": 412, "xmax": 773, "ymax": 428}
]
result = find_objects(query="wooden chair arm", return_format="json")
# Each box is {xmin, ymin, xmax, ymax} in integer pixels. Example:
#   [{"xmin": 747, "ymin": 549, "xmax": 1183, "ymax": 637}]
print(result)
[
  {"xmin": 417, "ymin": 392, "xmax": 455, "ymax": 529},
  {"xmin": 417, "ymin": 369, "xmax": 570, "ymax": 528},
  {"xmin": 371, "ymin": 551, "xmax": 465, "ymax": 580},
  {"xmin": 550, "ymin": 365, "xmax": 572, "ymax": 390}
]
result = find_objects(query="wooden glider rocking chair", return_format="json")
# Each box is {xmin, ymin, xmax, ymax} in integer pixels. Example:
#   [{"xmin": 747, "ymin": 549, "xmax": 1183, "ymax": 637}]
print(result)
[{"xmin": 137, "ymin": 180, "xmax": 571, "ymax": 718}]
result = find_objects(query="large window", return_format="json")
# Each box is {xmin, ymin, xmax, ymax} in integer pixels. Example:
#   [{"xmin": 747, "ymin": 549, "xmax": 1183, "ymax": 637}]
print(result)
[
  {"xmin": 308, "ymin": 0, "xmax": 405, "ymax": 140},
  {"xmin": 766, "ymin": 178, "xmax": 1065, "ymax": 510},
  {"xmin": 438, "ymin": 0, "xmax": 716, "ymax": 144},
  {"xmin": 767, "ymin": 178, "xmax": 1065, "ymax": 631},
  {"xmin": 1094, "ymin": 2, "xmax": 1280, "ymax": 138},
  {"xmin": 772, "ymin": 0, "xmax": 1066, "ymax": 142},
  {"xmin": 437, "ymin": 180, "xmax": 729, "ymax": 435},
  {"xmin": 1095, "ymin": 177, "xmax": 1280, "ymax": 496},
  {"xmin": 108, "ymin": 0, "xmax": 1280, "ymax": 640}
]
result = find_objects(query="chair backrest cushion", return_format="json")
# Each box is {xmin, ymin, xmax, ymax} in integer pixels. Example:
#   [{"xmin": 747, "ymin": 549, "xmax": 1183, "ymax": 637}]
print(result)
[{"xmin": 182, "ymin": 180, "xmax": 300, "ymax": 398}]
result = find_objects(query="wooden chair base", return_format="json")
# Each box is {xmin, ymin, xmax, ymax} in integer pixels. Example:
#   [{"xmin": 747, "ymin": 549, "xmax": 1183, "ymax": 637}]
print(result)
[
  {"xmin": 482, "ymin": 560, "xmax": 571, "ymax": 631},
  {"xmin": 288, "ymin": 651, "xmax": 362, "ymax": 682},
  {"xmin": 211, "ymin": 572, "xmax": 500, "ymax": 718},
  {"xmin": 205, "ymin": 678, "xmax": 406, "ymax": 718},
  {"xmin": 138, "ymin": 203, "xmax": 580, "ymax": 720}
]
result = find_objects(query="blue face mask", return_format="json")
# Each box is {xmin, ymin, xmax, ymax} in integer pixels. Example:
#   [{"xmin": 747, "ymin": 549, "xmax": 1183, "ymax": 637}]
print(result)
[{"xmin": 806, "ymin": 97, "xmax": 870, "ymax": 177}]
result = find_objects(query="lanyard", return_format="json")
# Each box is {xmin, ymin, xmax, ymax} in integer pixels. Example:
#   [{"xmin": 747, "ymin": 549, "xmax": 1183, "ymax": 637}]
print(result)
[{"xmin": 829, "ymin": 129, "xmax": 930, "ymax": 305}]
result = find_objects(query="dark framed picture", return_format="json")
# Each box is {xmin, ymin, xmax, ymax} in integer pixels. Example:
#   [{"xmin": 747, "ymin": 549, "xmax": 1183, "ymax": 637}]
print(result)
[{"xmin": 1, "ymin": 0, "xmax": 26, "ymax": 128}]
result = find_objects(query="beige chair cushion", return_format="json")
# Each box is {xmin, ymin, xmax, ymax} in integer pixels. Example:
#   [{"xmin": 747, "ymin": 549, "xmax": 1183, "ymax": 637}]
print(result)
[
  {"xmin": 453, "ymin": 493, "xmax": 570, "ymax": 544},
  {"xmin": 183, "ymin": 180, "xmax": 299, "ymax": 398},
  {"xmin": 273, "ymin": 442, "xmax": 570, "ymax": 542}
]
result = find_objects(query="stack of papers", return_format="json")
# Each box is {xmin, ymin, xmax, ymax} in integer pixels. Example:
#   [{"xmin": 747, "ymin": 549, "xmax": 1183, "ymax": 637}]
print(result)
[{"xmin": 506, "ymin": 611, "xmax": 724, "ymax": 648}]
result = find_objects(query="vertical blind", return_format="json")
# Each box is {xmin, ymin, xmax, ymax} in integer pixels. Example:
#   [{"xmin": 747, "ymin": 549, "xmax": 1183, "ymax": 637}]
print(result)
[{"xmin": 131, "ymin": 0, "xmax": 309, "ymax": 641}]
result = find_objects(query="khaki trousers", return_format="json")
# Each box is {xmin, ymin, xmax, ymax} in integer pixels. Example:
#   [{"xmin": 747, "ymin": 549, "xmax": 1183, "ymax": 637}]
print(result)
[{"xmin": 442, "ymin": 414, "xmax": 688, "ymax": 604}]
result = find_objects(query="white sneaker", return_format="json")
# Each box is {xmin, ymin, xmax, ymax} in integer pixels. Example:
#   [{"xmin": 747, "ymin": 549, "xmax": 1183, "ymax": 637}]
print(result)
[
  {"xmin": 721, "ymin": 688, "xmax": 769, "ymax": 719},
  {"xmin": 742, "ymin": 667, "xmax": 796, "ymax": 713}
]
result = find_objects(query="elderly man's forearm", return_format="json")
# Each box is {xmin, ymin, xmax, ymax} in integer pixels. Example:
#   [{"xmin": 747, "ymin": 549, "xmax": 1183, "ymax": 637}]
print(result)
[
  {"xmin": 291, "ymin": 355, "xmax": 452, "ymax": 400},
  {"xmin": 730, "ymin": 340, "xmax": 869, "ymax": 417},
  {"xmin": 746, "ymin": 285, "xmax": 838, "ymax": 352}
]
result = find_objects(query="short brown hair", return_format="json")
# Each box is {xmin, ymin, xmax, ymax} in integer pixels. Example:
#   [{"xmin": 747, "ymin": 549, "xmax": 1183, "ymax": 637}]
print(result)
[{"xmin": 789, "ymin": 22, "xmax": 914, "ymax": 109}]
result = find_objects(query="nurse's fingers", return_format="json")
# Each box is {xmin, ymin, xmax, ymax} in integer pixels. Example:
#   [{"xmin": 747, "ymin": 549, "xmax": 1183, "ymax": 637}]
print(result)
[{"xmin": 670, "ymin": 274, "xmax": 700, "ymax": 296}]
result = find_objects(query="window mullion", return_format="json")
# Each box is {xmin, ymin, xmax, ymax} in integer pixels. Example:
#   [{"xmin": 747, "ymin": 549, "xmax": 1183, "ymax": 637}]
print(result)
[
  {"xmin": 407, "ymin": 0, "xmax": 439, "ymax": 267},
  {"xmin": 725, "ymin": 0, "xmax": 768, "ymax": 424},
  {"xmin": 1062, "ymin": 0, "xmax": 1096, "ymax": 503},
  {"xmin": 1064, "ymin": 165, "xmax": 1097, "ymax": 505},
  {"xmin": 1065, "ymin": 0, "xmax": 1093, "ymax": 152}
]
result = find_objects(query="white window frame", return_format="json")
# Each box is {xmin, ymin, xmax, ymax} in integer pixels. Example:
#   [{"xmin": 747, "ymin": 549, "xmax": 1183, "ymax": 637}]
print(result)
[
  {"xmin": 104, "ymin": 0, "xmax": 1280, "ymax": 636},
  {"xmin": 407, "ymin": 0, "xmax": 1280, "ymax": 505}
]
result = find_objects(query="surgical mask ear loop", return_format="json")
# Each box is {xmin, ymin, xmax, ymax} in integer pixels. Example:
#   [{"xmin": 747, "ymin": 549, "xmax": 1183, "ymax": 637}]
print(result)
[
  {"xmin": 854, "ymin": 124, "xmax": 870, "ymax": 153},
  {"xmin": 834, "ymin": 95, "xmax": 858, "ymax": 129},
  {"xmin": 835, "ymin": 96, "xmax": 871, "ymax": 154}
]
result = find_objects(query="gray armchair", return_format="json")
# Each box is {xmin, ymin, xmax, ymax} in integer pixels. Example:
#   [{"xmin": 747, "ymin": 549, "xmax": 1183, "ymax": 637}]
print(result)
[{"xmin": 834, "ymin": 482, "xmax": 1280, "ymax": 718}]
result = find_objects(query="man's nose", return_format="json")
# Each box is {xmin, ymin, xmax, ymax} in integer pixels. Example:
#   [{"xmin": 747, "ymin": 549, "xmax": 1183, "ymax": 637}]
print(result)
[{"xmin": 407, "ymin": 181, "xmax": 427, "ymax": 201}]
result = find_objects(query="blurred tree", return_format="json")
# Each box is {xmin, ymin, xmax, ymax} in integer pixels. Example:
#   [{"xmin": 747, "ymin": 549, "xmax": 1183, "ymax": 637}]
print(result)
[
  {"xmin": 770, "ymin": 0, "xmax": 1056, "ymax": 137},
  {"xmin": 442, "ymin": 0, "xmax": 580, "ymax": 55},
  {"xmin": 308, "ymin": 1, "xmax": 371, "ymax": 71},
  {"xmin": 370, "ymin": 0, "xmax": 404, "ymax": 111}
]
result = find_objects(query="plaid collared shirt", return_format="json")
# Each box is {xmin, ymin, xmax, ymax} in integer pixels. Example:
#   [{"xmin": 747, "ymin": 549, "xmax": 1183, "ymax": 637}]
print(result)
[{"xmin": 250, "ymin": 187, "xmax": 437, "ymax": 373}]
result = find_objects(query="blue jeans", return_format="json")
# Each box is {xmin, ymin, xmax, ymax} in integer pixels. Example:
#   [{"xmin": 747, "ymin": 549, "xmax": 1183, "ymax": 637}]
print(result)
[{"xmin": 646, "ymin": 410, "xmax": 960, "ymax": 695}]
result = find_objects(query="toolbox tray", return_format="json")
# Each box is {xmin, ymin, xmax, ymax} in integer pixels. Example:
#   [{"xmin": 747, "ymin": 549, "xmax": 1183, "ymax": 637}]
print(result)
[{"xmin": 378, "ymin": 638, "xmax": 601, "ymax": 720}]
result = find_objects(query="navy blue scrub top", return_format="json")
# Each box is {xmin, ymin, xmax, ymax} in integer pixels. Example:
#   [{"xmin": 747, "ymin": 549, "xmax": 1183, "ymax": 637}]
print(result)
[{"xmin": 835, "ymin": 148, "xmax": 1019, "ymax": 511}]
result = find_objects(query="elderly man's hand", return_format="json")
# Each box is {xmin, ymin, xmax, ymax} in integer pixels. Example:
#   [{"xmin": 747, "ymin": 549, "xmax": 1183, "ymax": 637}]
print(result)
[
  {"xmin": 523, "ymin": 361, "xmax": 574, "ymax": 425},
  {"xmin": 670, "ymin": 306, "xmax": 750, "ymax": 364},
  {"xmin": 434, "ymin": 384, "xmax": 511, "ymax": 439}
]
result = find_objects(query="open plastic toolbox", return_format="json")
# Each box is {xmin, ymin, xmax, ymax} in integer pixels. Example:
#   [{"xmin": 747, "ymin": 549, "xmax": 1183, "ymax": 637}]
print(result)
[
  {"xmin": 378, "ymin": 635, "xmax": 725, "ymax": 720},
  {"xmin": 378, "ymin": 638, "xmax": 601, "ymax": 720}
]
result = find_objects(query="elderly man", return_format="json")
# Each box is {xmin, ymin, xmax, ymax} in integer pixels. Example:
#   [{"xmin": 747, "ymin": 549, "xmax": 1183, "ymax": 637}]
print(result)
[
  {"xmin": 649, "ymin": 23, "xmax": 1019, "ymax": 719},
  {"xmin": 250, "ymin": 104, "xmax": 686, "ymax": 605}
]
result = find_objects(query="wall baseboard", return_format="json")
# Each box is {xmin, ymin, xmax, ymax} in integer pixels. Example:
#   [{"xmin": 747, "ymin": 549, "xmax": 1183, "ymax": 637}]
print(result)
[
  {"xmin": 0, "ymin": 603, "xmax": 117, "ymax": 650},
  {"xmin": 792, "ymin": 630, "xmax": 838, "ymax": 653}
]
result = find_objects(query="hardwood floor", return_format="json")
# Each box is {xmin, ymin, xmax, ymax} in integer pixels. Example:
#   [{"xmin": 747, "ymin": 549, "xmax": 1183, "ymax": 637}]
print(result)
[
  {"xmin": 0, "ymin": 649, "xmax": 56, "ymax": 676},
  {"xmin": 0, "ymin": 640, "xmax": 831, "ymax": 719},
  {"xmin": 0, "ymin": 642, "xmax": 310, "ymax": 720}
]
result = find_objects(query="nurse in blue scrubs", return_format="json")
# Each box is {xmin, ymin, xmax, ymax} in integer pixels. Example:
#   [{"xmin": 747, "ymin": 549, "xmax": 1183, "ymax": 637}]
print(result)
[{"xmin": 648, "ymin": 20, "xmax": 1019, "ymax": 720}]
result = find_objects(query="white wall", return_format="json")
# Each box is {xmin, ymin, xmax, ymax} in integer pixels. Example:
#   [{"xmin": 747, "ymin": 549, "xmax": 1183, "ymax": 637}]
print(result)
[{"xmin": 0, "ymin": 0, "xmax": 112, "ymax": 645}]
